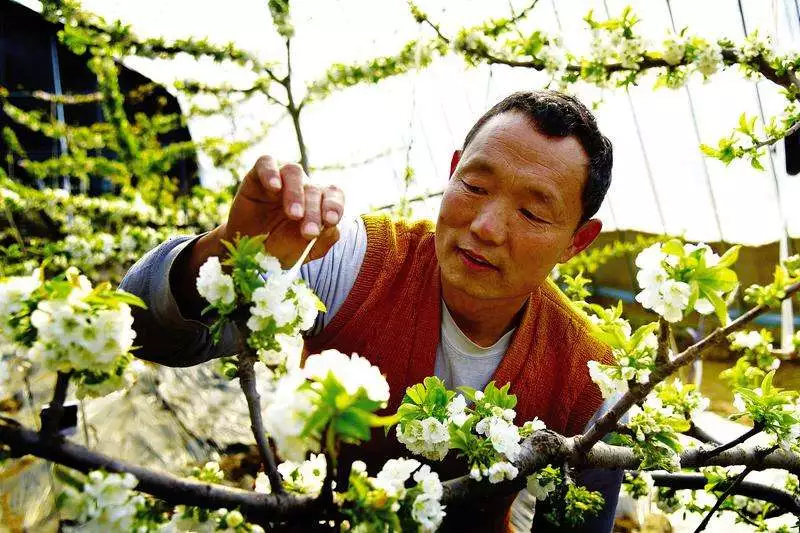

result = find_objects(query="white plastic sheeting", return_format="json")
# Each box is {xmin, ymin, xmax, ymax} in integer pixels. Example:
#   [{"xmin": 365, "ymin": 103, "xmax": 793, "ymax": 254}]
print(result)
[{"xmin": 48, "ymin": 0, "xmax": 800, "ymax": 245}]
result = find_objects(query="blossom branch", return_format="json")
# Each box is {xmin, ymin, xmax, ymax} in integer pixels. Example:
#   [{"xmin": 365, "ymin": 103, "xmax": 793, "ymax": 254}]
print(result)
[
  {"xmin": 442, "ymin": 430, "xmax": 800, "ymax": 507},
  {"xmin": 575, "ymin": 280, "xmax": 800, "ymax": 455},
  {"xmin": 235, "ymin": 323, "xmax": 283, "ymax": 495},
  {"xmin": 414, "ymin": 6, "xmax": 800, "ymax": 98}
]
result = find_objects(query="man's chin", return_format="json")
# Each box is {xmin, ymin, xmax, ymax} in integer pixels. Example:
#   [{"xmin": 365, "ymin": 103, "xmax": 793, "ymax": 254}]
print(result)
[{"xmin": 440, "ymin": 268, "xmax": 502, "ymax": 300}]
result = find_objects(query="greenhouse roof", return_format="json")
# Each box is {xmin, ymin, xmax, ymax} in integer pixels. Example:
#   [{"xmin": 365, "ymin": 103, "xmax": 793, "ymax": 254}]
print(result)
[{"xmin": 16, "ymin": 0, "xmax": 800, "ymax": 246}]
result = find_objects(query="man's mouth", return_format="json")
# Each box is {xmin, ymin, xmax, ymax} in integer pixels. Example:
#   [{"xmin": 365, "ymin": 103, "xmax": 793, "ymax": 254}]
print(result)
[{"xmin": 457, "ymin": 247, "xmax": 497, "ymax": 271}]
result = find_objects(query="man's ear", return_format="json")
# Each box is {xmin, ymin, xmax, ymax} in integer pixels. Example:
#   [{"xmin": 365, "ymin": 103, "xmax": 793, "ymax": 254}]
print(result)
[
  {"xmin": 449, "ymin": 150, "xmax": 462, "ymax": 179},
  {"xmin": 559, "ymin": 219, "xmax": 603, "ymax": 263}
]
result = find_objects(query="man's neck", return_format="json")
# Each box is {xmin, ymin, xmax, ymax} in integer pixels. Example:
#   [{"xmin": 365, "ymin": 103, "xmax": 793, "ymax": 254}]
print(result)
[{"xmin": 441, "ymin": 283, "xmax": 529, "ymax": 348}]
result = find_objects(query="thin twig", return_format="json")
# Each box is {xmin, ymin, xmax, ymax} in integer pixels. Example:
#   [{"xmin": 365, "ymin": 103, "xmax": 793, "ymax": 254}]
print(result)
[
  {"xmin": 744, "ymin": 120, "xmax": 800, "ymax": 151},
  {"xmin": 235, "ymin": 326, "xmax": 283, "ymax": 495},
  {"xmin": 656, "ymin": 317, "xmax": 670, "ymax": 366},
  {"xmin": 696, "ymin": 423, "xmax": 762, "ymax": 464},
  {"xmin": 693, "ymin": 444, "xmax": 780, "ymax": 532},
  {"xmin": 694, "ymin": 467, "xmax": 753, "ymax": 532}
]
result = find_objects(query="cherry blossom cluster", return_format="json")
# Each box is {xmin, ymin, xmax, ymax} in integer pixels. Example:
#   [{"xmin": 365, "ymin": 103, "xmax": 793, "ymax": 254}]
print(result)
[
  {"xmin": 263, "ymin": 349, "xmax": 391, "ymax": 462},
  {"xmin": 338, "ymin": 458, "xmax": 445, "ymax": 532},
  {"xmin": 634, "ymin": 241, "xmax": 739, "ymax": 324},
  {"xmin": 0, "ymin": 267, "xmax": 143, "ymax": 398},
  {"xmin": 195, "ymin": 235, "xmax": 324, "ymax": 377}
]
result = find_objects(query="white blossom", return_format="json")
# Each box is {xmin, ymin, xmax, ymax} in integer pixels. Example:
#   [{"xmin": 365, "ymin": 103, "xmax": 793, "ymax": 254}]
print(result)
[
  {"xmin": 255, "ymin": 252, "xmax": 282, "ymax": 275},
  {"xmin": 662, "ymin": 35, "xmax": 686, "ymax": 65},
  {"xmin": 303, "ymin": 350, "xmax": 390, "ymax": 404},
  {"xmin": 196, "ymin": 257, "xmax": 235, "ymax": 307},
  {"xmin": 397, "ymin": 417, "xmax": 450, "ymax": 461},
  {"xmin": 277, "ymin": 453, "xmax": 327, "ymax": 496},
  {"xmin": 263, "ymin": 371, "xmax": 319, "ymax": 462},
  {"xmin": 412, "ymin": 493, "xmax": 446, "ymax": 532},
  {"xmin": 476, "ymin": 416, "xmax": 522, "ymax": 462},
  {"xmin": 0, "ymin": 269, "xmax": 41, "ymax": 347},
  {"xmin": 61, "ymin": 471, "xmax": 143, "ymax": 533},
  {"xmin": 487, "ymin": 461, "xmax": 519, "ymax": 483},
  {"xmin": 694, "ymin": 41, "xmax": 723, "ymax": 77},
  {"xmin": 446, "ymin": 394, "xmax": 469, "ymax": 426},
  {"xmin": 588, "ymin": 359, "xmax": 628, "ymax": 399},
  {"xmin": 374, "ymin": 458, "xmax": 420, "ymax": 498}
]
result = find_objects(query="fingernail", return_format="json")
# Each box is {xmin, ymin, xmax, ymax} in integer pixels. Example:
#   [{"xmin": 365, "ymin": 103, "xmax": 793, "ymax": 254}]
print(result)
[
  {"xmin": 290, "ymin": 203, "xmax": 303, "ymax": 218},
  {"xmin": 304, "ymin": 222, "xmax": 319, "ymax": 236},
  {"xmin": 325, "ymin": 211, "xmax": 339, "ymax": 224},
  {"xmin": 269, "ymin": 177, "xmax": 281, "ymax": 189}
]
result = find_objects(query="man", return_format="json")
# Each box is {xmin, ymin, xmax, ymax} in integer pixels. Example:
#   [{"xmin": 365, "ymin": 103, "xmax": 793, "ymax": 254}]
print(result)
[{"xmin": 121, "ymin": 90, "xmax": 620, "ymax": 532}]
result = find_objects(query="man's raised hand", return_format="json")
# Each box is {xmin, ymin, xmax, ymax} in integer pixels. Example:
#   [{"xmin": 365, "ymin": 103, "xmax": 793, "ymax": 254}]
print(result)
[
  {"xmin": 224, "ymin": 155, "xmax": 344, "ymax": 267},
  {"xmin": 174, "ymin": 156, "xmax": 344, "ymax": 317}
]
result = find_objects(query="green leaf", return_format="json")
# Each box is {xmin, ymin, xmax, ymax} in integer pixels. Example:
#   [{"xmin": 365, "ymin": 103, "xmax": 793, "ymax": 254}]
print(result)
[
  {"xmin": 761, "ymin": 369, "xmax": 775, "ymax": 394},
  {"xmin": 716, "ymin": 246, "xmax": 741, "ymax": 269},
  {"xmin": 700, "ymin": 144, "xmax": 719, "ymax": 157},
  {"xmin": 701, "ymin": 287, "xmax": 729, "ymax": 326},
  {"xmin": 112, "ymin": 291, "xmax": 147, "ymax": 308},
  {"xmin": 662, "ymin": 239, "xmax": 685, "ymax": 257},
  {"xmin": 738, "ymin": 113, "xmax": 751, "ymax": 134}
]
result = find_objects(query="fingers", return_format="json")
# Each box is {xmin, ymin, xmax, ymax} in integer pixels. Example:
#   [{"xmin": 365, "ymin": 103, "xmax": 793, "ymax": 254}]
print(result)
[
  {"xmin": 301, "ymin": 184, "xmax": 322, "ymax": 239},
  {"xmin": 279, "ymin": 163, "xmax": 306, "ymax": 220},
  {"xmin": 248, "ymin": 156, "xmax": 345, "ymax": 241},
  {"xmin": 321, "ymin": 185, "xmax": 344, "ymax": 227},
  {"xmin": 253, "ymin": 155, "xmax": 282, "ymax": 195}
]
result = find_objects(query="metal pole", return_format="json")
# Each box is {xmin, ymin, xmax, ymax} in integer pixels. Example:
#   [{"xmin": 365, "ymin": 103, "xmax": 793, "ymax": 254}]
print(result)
[
  {"xmin": 736, "ymin": 0, "xmax": 794, "ymax": 350},
  {"xmin": 49, "ymin": 35, "xmax": 69, "ymax": 193}
]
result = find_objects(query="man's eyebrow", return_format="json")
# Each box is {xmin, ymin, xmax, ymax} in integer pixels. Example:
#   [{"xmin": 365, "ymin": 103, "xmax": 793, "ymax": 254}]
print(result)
[
  {"xmin": 523, "ymin": 185, "xmax": 558, "ymax": 207},
  {"xmin": 461, "ymin": 158, "xmax": 496, "ymax": 175}
]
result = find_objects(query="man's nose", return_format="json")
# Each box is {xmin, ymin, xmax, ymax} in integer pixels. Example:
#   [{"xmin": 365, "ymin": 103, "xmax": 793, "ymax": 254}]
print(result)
[{"xmin": 469, "ymin": 200, "xmax": 507, "ymax": 245}]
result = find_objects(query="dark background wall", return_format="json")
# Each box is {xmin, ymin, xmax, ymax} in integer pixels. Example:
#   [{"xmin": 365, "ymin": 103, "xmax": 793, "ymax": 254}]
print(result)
[{"xmin": 0, "ymin": 0, "xmax": 199, "ymax": 194}]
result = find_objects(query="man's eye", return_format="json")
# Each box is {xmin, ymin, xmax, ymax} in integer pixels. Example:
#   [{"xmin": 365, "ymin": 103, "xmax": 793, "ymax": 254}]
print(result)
[
  {"xmin": 520, "ymin": 208, "xmax": 544, "ymax": 223},
  {"xmin": 460, "ymin": 179, "xmax": 484, "ymax": 194}
]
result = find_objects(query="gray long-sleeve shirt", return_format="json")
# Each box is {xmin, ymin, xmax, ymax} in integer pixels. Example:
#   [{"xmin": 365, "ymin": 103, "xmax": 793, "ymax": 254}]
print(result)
[{"xmin": 119, "ymin": 217, "xmax": 622, "ymax": 532}]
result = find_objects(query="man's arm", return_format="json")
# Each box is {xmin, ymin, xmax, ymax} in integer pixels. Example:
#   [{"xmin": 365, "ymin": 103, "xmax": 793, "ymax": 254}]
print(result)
[
  {"xmin": 119, "ymin": 216, "xmax": 367, "ymax": 366},
  {"xmin": 119, "ymin": 235, "xmax": 240, "ymax": 366}
]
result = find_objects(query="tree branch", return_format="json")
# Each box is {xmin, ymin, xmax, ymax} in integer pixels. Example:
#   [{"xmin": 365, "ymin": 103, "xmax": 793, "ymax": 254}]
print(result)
[
  {"xmin": 650, "ymin": 472, "xmax": 800, "ymax": 517},
  {"xmin": 575, "ymin": 280, "xmax": 800, "ymax": 455},
  {"xmin": 0, "ymin": 418, "xmax": 313, "ymax": 521},
  {"xmin": 696, "ymin": 423, "xmax": 763, "ymax": 464},
  {"xmin": 235, "ymin": 324, "xmax": 283, "ymax": 495},
  {"xmin": 656, "ymin": 317, "xmax": 670, "ymax": 366},
  {"xmin": 441, "ymin": 429, "xmax": 800, "ymax": 507},
  {"xmin": 685, "ymin": 423, "xmax": 722, "ymax": 446},
  {"xmin": 40, "ymin": 371, "xmax": 71, "ymax": 437}
]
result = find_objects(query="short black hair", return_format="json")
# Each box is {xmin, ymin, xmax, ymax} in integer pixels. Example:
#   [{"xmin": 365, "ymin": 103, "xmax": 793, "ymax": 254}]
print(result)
[{"xmin": 462, "ymin": 90, "xmax": 613, "ymax": 226}]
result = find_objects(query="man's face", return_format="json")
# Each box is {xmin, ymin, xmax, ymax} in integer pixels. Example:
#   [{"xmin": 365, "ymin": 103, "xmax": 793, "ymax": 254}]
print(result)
[{"xmin": 435, "ymin": 111, "xmax": 592, "ymax": 304}]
